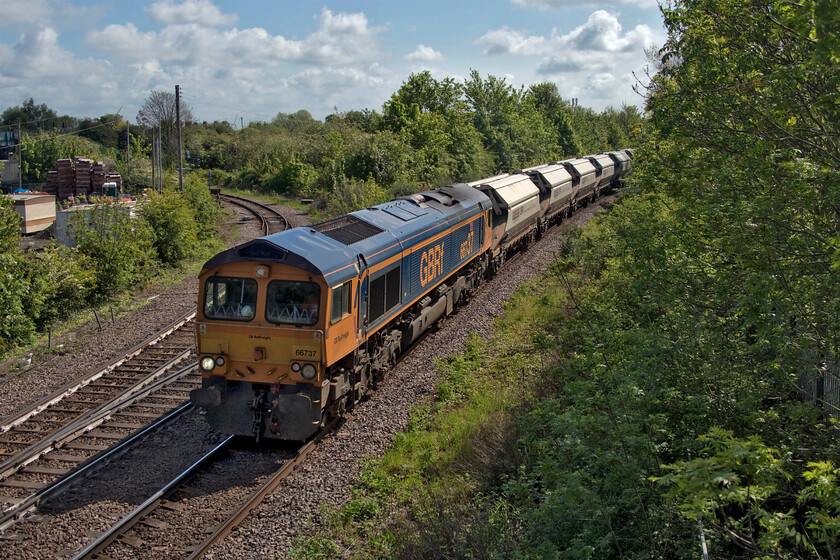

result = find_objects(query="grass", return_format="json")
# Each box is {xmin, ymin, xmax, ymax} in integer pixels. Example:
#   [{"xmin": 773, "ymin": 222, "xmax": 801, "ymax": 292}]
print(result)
[{"xmin": 289, "ymin": 273, "xmax": 574, "ymax": 559}]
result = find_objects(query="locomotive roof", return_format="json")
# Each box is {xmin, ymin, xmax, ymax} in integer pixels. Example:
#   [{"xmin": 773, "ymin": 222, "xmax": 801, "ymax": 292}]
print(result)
[{"xmin": 201, "ymin": 184, "xmax": 490, "ymax": 286}]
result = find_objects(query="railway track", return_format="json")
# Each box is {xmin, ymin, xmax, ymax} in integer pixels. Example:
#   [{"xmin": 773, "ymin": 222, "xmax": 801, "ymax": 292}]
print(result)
[
  {"xmin": 71, "ymin": 418, "xmax": 338, "ymax": 560},
  {"xmin": 219, "ymin": 193, "xmax": 290, "ymax": 236},
  {"xmin": 0, "ymin": 311, "xmax": 199, "ymax": 531},
  {"xmin": 0, "ymin": 194, "xmax": 290, "ymax": 536}
]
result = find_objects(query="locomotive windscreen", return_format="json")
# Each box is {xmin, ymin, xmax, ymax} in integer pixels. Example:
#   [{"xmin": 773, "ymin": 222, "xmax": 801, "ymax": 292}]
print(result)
[
  {"xmin": 265, "ymin": 280, "xmax": 320, "ymax": 326},
  {"xmin": 204, "ymin": 277, "xmax": 258, "ymax": 321}
]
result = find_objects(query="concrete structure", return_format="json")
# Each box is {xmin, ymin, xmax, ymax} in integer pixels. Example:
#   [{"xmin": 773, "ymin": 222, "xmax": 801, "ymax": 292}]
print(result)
[{"xmin": 1, "ymin": 159, "xmax": 21, "ymax": 188}]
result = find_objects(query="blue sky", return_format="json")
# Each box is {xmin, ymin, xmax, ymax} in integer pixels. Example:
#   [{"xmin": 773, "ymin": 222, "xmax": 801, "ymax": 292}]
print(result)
[{"xmin": 0, "ymin": 0, "xmax": 665, "ymax": 125}]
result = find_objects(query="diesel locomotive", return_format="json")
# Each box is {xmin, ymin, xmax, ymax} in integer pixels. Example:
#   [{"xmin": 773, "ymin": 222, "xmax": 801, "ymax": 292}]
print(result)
[{"xmin": 189, "ymin": 150, "xmax": 632, "ymax": 440}]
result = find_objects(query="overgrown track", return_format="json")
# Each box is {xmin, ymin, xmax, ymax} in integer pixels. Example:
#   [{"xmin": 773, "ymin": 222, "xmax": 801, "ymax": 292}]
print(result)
[
  {"xmin": 219, "ymin": 194, "xmax": 289, "ymax": 236},
  {"xmin": 71, "ymin": 417, "xmax": 338, "ymax": 560},
  {"xmin": 0, "ymin": 312, "xmax": 199, "ymax": 531}
]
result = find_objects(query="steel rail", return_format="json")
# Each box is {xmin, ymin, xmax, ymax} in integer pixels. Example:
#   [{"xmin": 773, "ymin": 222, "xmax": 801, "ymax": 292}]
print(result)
[
  {"xmin": 0, "ymin": 362, "xmax": 198, "ymax": 528},
  {"xmin": 0, "ymin": 309, "xmax": 196, "ymax": 434},
  {"xmin": 219, "ymin": 193, "xmax": 289, "ymax": 235},
  {"xmin": 186, "ymin": 416, "xmax": 340, "ymax": 559},
  {"xmin": 0, "ymin": 348, "xmax": 196, "ymax": 480},
  {"xmin": 0, "ymin": 401, "xmax": 193, "ymax": 532},
  {"xmin": 70, "ymin": 434, "xmax": 236, "ymax": 560}
]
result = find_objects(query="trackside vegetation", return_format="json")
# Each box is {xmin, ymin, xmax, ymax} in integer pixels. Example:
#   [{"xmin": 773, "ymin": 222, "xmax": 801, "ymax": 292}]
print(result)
[
  {"xmin": 292, "ymin": 0, "xmax": 840, "ymax": 558},
  {"xmin": 0, "ymin": 173, "xmax": 224, "ymax": 356}
]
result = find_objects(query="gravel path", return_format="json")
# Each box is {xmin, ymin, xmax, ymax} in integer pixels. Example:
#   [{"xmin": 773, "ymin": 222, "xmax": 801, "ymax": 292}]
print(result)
[{"xmin": 0, "ymin": 194, "xmax": 614, "ymax": 559}]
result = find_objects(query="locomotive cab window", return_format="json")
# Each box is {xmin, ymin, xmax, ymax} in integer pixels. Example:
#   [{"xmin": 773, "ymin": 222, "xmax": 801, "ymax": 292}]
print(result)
[
  {"xmin": 266, "ymin": 280, "xmax": 320, "ymax": 326},
  {"xmin": 204, "ymin": 277, "xmax": 258, "ymax": 321},
  {"xmin": 330, "ymin": 281, "xmax": 352, "ymax": 324}
]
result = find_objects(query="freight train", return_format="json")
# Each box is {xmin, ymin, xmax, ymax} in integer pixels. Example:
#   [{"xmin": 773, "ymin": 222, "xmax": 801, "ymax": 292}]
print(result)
[{"xmin": 190, "ymin": 150, "xmax": 632, "ymax": 440}]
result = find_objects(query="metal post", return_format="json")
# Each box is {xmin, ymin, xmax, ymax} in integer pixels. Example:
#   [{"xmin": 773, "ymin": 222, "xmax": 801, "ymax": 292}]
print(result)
[
  {"xmin": 17, "ymin": 123, "xmax": 22, "ymax": 191},
  {"xmin": 176, "ymin": 84, "xmax": 183, "ymax": 191}
]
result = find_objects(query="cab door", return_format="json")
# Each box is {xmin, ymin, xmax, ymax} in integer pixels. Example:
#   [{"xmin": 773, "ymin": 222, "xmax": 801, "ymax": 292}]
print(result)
[{"xmin": 356, "ymin": 254, "xmax": 369, "ymax": 342}]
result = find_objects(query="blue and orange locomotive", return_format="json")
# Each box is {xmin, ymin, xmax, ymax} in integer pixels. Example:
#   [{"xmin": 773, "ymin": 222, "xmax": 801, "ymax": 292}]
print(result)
[{"xmin": 190, "ymin": 151, "xmax": 631, "ymax": 440}]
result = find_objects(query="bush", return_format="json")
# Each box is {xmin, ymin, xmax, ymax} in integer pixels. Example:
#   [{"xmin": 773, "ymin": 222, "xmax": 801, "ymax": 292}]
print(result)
[
  {"xmin": 21, "ymin": 245, "xmax": 96, "ymax": 329},
  {"xmin": 0, "ymin": 252, "xmax": 35, "ymax": 353},
  {"xmin": 182, "ymin": 173, "xmax": 223, "ymax": 239},
  {"xmin": 70, "ymin": 203, "xmax": 157, "ymax": 299},
  {"xmin": 138, "ymin": 189, "xmax": 199, "ymax": 266},
  {"xmin": 322, "ymin": 178, "xmax": 390, "ymax": 218},
  {"xmin": 0, "ymin": 196, "xmax": 20, "ymax": 253},
  {"xmin": 262, "ymin": 157, "xmax": 317, "ymax": 197}
]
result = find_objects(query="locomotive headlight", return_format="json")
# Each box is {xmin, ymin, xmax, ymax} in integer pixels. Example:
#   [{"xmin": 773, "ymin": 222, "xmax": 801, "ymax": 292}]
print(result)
[
  {"xmin": 301, "ymin": 363, "xmax": 317, "ymax": 380},
  {"xmin": 291, "ymin": 362, "xmax": 301, "ymax": 372},
  {"xmin": 255, "ymin": 265, "xmax": 267, "ymax": 278},
  {"xmin": 199, "ymin": 356, "xmax": 216, "ymax": 372},
  {"xmin": 214, "ymin": 356, "xmax": 226, "ymax": 367}
]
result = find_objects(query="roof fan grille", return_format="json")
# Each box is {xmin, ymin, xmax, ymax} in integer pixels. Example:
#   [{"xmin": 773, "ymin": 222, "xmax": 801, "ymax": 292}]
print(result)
[{"xmin": 311, "ymin": 214, "xmax": 384, "ymax": 245}]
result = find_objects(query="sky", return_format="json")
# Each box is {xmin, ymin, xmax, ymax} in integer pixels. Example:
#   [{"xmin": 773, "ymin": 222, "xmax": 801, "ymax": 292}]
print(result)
[{"xmin": 0, "ymin": 0, "xmax": 665, "ymax": 126}]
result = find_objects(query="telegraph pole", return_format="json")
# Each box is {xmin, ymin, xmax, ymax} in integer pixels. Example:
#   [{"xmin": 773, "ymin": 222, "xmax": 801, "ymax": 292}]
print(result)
[
  {"xmin": 176, "ymin": 85, "xmax": 183, "ymax": 190},
  {"xmin": 17, "ymin": 123, "xmax": 22, "ymax": 191}
]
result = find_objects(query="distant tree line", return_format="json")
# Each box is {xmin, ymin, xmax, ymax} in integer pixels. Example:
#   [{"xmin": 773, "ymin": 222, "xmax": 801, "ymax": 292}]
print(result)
[
  {"xmin": 3, "ymin": 71, "xmax": 643, "ymax": 214},
  {"xmin": 0, "ymin": 70, "xmax": 641, "ymax": 354}
]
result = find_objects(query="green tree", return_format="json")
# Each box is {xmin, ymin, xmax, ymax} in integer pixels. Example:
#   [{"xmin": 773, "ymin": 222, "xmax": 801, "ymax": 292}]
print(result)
[
  {"xmin": 1, "ymin": 98, "xmax": 70, "ymax": 133},
  {"xmin": 138, "ymin": 189, "xmax": 199, "ymax": 266},
  {"xmin": 463, "ymin": 70, "xmax": 554, "ymax": 169},
  {"xmin": 0, "ymin": 196, "xmax": 20, "ymax": 253},
  {"xmin": 77, "ymin": 113, "xmax": 124, "ymax": 148},
  {"xmin": 525, "ymin": 83, "xmax": 581, "ymax": 157},
  {"xmin": 20, "ymin": 132, "xmax": 101, "ymax": 182},
  {"xmin": 69, "ymin": 203, "xmax": 157, "ymax": 298}
]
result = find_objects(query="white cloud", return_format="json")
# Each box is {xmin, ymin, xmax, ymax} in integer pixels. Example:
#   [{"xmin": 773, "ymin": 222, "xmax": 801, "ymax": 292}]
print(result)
[
  {"xmin": 87, "ymin": 8, "xmax": 381, "ymax": 67},
  {"xmin": 479, "ymin": 11, "xmax": 655, "ymax": 56},
  {"xmin": 1, "ymin": 0, "xmax": 52, "ymax": 27},
  {"xmin": 537, "ymin": 52, "xmax": 614, "ymax": 74},
  {"xmin": 477, "ymin": 28, "xmax": 547, "ymax": 55},
  {"xmin": 512, "ymin": 0, "xmax": 659, "ymax": 9},
  {"xmin": 405, "ymin": 44, "xmax": 443, "ymax": 62},
  {"xmin": 148, "ymin": 0, "xmax": 237, "ymax": 27},
  {"xmin": 0, "ymin": 28, "xmax": 101, "ymax": 79},
  {"xmin": 564, "ymin": 10, "xmax": 655, "ymax": 52}
]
